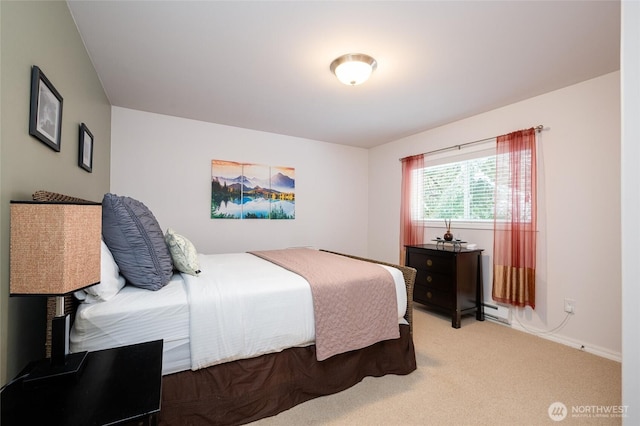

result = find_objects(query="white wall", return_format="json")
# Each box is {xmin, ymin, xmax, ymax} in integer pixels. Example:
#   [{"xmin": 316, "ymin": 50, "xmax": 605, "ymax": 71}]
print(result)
[
  {"xmin": 110, "ymin": 107, "xmax": 370, "ymax": 256},
  {"xmin": 110, "ymin": 73, "xmax": 622, "ymax": 361},
  {"xmin": 369, "ymin": 72, "xmax": 621, "ymax": 360}
]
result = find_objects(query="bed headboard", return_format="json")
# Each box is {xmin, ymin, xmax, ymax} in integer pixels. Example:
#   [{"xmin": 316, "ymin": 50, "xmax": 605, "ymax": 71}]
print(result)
[{"xmin": 32, "ymin": 191, "xmax": 96, "ymax": 357}]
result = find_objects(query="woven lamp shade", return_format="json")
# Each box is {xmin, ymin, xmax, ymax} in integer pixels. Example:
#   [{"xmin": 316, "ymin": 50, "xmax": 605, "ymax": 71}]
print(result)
[{"xmin": 10, "ymin": 202, "xmax": 101, "ymax": 295}]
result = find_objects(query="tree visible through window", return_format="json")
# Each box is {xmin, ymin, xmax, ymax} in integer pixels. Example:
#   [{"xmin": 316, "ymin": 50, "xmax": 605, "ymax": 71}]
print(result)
[
  {"xmin": 418, "ymin": 154, "xmax": 497, "ymax": 222},
  {"xmin": 415, "ymin": 147, "xmax": 534, "ymax": 225}
]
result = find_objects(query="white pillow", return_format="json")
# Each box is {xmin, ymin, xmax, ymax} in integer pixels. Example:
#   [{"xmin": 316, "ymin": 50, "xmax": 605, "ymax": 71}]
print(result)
[
  {"xmin": 75, "ymin": 240, "xmax": 126, "ymax": 303},
  {"xmin": 165, "ymin": 228, "xmax": 201, "ymax": 276}
]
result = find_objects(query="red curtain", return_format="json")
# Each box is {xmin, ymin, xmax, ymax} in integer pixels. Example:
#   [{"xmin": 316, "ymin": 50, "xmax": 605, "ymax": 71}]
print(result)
[
  {"xmin": 492, "ymin": 128, "xmax": 537, "ymax": 309},
  {"xmin": 400, "ymin": 154, "xmax": 425, "ymax": 264}
]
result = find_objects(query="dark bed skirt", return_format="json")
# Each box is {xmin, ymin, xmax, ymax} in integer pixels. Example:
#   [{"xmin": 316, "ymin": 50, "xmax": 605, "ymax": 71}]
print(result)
[{"xmin": 159, "ymin": 324, "xmax": 416, "ymax": 425}]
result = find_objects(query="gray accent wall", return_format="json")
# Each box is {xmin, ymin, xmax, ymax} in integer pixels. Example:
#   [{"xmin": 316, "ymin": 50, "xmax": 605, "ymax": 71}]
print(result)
[{"xmin": 0, "ymin": 1, "xmax": 110, "ymax": 383}]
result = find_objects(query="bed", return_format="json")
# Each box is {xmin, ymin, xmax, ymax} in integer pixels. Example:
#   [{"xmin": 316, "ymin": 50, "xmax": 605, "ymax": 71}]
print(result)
[{"xmin": 36, "ymin": 191, "xmax": 417, "ymax": 426}]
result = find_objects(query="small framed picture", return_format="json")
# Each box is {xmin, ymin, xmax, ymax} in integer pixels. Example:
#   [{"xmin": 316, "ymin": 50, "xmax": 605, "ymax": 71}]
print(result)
[
  {"xmin": 29, "ymin": 66, "xmax": 63, "ymax": 151},
  {"xmin": 78, "ymin": 123, "xmax": 94, "ymax": 173}
]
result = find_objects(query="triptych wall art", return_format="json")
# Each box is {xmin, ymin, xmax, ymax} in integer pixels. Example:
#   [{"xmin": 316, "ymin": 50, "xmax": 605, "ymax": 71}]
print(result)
[{"xmin": 211, "ymin": 160, "xmax": 295, "ymax": 220}]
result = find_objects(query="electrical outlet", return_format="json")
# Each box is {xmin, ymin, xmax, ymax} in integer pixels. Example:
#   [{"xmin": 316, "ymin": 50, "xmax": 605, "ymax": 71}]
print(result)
[{"xmin": 564, "ymin": 298, "xmax": 576, "ymax": 314}]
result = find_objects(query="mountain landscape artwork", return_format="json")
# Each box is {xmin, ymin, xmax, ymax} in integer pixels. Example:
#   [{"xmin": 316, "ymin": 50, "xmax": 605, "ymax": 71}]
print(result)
[{"xmin": 211, "ymin": 159, "xmax": 295, "ymax": 219}]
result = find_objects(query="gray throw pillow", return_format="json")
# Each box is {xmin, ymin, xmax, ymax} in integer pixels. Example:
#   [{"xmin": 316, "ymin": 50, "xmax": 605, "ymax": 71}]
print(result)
[{"xmin": 101, "ymin": 193, "xmax": 173, "ymax": 290}]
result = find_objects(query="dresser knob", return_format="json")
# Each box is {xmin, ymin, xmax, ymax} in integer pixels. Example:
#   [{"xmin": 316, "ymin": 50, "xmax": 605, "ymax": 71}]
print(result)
[
  {"xmin": 427, "ymin": 291, "xmax": 432, "ymax": 299},
  {"xmin": 426, "ymin": 259, "xmax": 433, "ymax": 267},
  {"xmin": 426, "ymin": 275, "xmax": 433, "ymax": 283}
]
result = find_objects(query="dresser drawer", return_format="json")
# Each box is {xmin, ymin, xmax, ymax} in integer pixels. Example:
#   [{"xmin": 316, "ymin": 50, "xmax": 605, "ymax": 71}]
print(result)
[
  {"xmin": 407, "ymin": 251, "xmax": 454, "ymax": 274},
  {"xmin": 415, "ymin": 269, "xmax": 451, "ymax": 291},
  {"xmin": 413, "ymin": 284, "xmax": 452, "ymax": 309}
]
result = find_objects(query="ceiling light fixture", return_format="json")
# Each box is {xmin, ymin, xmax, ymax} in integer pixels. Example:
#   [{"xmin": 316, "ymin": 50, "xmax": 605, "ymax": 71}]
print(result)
[{"xmin": 330, "ymin": 53, "xmax": 377, "ymax": 86}]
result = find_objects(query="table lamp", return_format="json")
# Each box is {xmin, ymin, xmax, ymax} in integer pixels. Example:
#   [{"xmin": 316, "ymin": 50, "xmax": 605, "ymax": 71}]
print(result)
[{"xmin": 9, "ymin": 200, "xmax": 101, "ymax": 384}]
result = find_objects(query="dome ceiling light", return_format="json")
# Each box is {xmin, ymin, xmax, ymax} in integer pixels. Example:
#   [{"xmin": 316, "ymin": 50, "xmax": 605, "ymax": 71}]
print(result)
[{"xmin": 330, "ymin": 53, "xmax": 377, "ymax": 86}]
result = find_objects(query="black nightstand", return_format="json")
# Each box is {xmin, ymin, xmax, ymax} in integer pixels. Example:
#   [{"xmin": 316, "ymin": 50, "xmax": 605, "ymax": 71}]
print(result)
[{"xmin": 1, "ymin": 340, "xmax": 163, "ymax": 426}]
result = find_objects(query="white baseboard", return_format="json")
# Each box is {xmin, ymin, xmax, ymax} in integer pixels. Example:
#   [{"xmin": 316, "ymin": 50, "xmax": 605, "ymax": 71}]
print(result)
[{"xmin": 509, "ymin": 322, "xmax": 622, "ymax": 363}]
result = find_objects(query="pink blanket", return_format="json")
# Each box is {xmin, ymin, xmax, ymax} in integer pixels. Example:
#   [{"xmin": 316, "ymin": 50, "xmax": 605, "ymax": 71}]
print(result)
[{"xmin": 249, "ymin": 249, "xmax": 399, "ymax": 361}]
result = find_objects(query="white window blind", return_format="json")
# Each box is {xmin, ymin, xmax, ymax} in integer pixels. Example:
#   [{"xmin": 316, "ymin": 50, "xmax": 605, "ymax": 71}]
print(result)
[
  {"xmin": 414, "ymin": 144, "xmax": 533, "ymax": 225},
  {"xmin": 420, "ymin": 154, "xmax": 496, "ymax": 222}
]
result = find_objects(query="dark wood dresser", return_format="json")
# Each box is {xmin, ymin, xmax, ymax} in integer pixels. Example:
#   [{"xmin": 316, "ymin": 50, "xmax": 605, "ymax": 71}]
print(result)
[{"xmin": 405, "ymin": 244, "xmax": 484, "ymax": 328}]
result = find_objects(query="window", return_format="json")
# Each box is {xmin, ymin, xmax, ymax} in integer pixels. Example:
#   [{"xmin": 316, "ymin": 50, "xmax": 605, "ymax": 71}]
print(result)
[
  {"xmin": 416, "ymin": 153, "xmax": 496, "ymax": 223},
  {"xmin": 414, "ymin": 144, "xmax": 533, "ymax": 226}
]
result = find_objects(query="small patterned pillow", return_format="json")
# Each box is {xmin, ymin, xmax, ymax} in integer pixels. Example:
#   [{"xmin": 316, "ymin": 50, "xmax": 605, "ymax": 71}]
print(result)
[{"xmin": 165, "ymin": 228, "xmax": 201, "ymax": 276}]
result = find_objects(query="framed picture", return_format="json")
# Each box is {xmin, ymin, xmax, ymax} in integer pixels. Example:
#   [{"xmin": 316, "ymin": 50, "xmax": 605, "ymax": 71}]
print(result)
[
  {"xmin": 78, "ymin": 123, "xmax": 94, "ymax": 173},
  {"xmin": 29, "ymin": 66, "xmax": 63, "ymax": 151}
]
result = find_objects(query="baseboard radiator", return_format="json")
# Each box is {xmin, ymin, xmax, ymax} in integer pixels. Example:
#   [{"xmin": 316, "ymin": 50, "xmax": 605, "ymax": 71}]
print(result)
[{"xmin": 483, "ymin": 303, "xmax": 511, "ymax": 325}]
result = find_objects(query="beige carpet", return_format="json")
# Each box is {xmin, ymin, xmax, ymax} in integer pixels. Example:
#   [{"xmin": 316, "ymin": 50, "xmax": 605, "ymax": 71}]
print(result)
[{"xmin": 253, "ymin": 306, "xmax": 622, "ymax": 425}]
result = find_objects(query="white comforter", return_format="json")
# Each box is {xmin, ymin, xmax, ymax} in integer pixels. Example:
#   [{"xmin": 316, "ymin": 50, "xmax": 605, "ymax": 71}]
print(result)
[{"xmin": 183, "ymin": 252, "xmax": 407, "ymax": 370}]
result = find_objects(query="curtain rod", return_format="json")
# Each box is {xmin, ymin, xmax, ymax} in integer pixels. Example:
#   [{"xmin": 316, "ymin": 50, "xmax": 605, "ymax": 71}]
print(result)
[{"xmin": 400, "ymin": 124, "xmax": 545, "ymax": 161}]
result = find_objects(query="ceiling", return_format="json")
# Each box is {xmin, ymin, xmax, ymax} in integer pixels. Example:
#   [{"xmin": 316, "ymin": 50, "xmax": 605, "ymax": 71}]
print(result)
[{"xmin": 67, "ymin": 1, "xmax": 620, "ymax": 149}]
